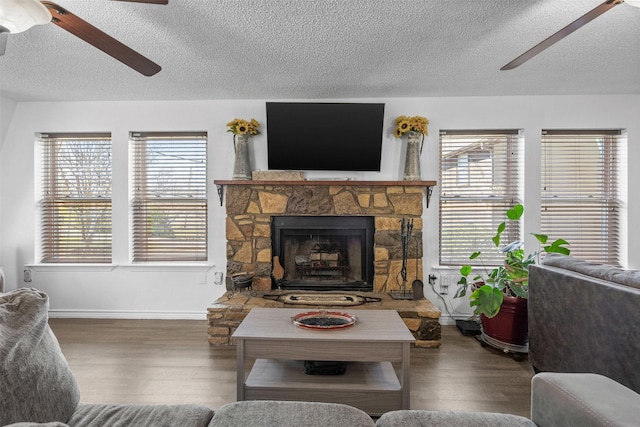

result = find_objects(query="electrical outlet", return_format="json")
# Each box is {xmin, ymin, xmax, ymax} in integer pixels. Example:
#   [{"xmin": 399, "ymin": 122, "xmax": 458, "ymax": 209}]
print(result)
[
  {"xmin": 23, "ymin": 268, "xmax": 32, "ymax": 282},
  {"xmin": 440, "ymin": 274, "xmax": 456, "ymax": 295},
  {"xmin": 428, "ymin": 273, "xmax": 450, "ymax": 295},
  {"xmin": 214, "ymin": 272, "xmax": 224, "ymax": 286},
  {"xmin": 440, "ymin": 282, "xmax": 449, "ymax": 295}
]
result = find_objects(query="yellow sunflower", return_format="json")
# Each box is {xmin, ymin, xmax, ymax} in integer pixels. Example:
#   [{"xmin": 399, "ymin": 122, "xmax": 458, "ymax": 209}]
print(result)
[
  {"xmin": 411, "ymin": 120, "xmax": 427, "ymax": 135},
  {"xmin": 236, "ymin": 120, "xmax": 249, "ymax": 134},
  {"xmin": 393, "ymin": 119, "xmax": 411, "ymax": 138},
  {"xmin": 395, "ymin": 115, "xmax": 410, "ymax": 125},
  {"xmin": 393, "ymin": 115, "xmax": 429, "ymax": 138},
  {"xmin": 227, "ymin": 118, "xmax": 261, "ymax": 136}
]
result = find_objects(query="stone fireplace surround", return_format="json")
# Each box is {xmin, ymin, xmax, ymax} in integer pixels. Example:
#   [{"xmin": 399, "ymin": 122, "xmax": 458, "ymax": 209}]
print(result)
[{"xmin": 209, "ymin": 179, "xmax": 441, "ymax": 347}]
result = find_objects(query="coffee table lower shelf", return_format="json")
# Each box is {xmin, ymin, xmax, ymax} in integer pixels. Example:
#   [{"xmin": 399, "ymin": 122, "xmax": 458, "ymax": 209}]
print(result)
[{"xmin": 244, "ymin": 359, "xmax": 402, "ymax": 416}]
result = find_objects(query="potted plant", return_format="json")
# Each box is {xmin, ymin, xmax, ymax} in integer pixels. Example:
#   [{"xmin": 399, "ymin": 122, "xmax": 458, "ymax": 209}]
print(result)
[{"xmin": 455, "ymin": 204, "xmax": 570, "ymax": 349}]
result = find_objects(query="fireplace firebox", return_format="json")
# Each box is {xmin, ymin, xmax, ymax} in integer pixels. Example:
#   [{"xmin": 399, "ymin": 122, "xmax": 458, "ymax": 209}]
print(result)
[{"xmin": 271, "ymin": 216, "xmax": 374, "ymax": 291}]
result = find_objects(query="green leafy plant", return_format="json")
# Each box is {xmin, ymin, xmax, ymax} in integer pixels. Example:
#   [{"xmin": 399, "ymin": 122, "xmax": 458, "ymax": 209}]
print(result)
[{"xmin": 455, "ymin": 204, "xmax": 570, "ymax": 318}]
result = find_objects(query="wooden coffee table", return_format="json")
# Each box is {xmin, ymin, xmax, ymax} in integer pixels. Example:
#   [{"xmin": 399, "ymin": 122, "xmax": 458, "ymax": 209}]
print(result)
[{"xmin": 232, "ymin": 308, "xmax": 415, "ymax": 416}]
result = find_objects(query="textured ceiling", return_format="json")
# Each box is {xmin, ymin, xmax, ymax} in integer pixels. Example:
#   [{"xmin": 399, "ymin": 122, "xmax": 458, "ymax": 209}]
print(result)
[{"xmin": 1, "ymin": 0, "xmax": 639, "ymax": 102}]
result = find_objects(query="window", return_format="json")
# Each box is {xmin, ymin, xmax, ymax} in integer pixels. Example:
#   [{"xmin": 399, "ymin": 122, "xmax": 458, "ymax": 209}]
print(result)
[
  {"xmin": 130, "ymin": 131, "xmax": 207, "ymax": 262},
  {"xmin": 541, "ymin": 130, "xmax": 622, "ymax": 265},
  {"xmin": 439, "ymin": 130, "xmax": 522, "ymax": 266},
  {"xmin": 38, "ymin": 133, "xmax": 112, "ymax": 263}
]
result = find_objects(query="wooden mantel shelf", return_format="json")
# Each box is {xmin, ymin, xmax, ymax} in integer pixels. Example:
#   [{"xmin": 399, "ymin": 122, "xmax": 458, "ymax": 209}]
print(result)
[
  {"xmin": 213, "ymin": 180, "xmax": 437, "ymax": 207},
  {"xmin": 214, "ymin": 179, "xmax": 436, "ymax": 186}
]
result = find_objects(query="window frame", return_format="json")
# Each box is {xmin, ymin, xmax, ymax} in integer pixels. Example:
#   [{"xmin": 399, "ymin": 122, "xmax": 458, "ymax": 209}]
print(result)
[
  {"xmin": 37, "ymin": 132, "xmax": 113, "ymax": 264},
  {"xmin": 541, "ymin": 129, "xmax": 623, "ymax": 266},
  {"xmin": 439, "ymin": 129, "xmax": 523, "ymax": 266},
  {"xmin": 129, "ymin": 131, "xmax": 208, "ymax": 263}
]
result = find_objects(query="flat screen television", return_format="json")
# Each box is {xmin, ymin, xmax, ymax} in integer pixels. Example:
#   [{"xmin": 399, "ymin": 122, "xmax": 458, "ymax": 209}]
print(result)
[{"xmin": 266, "ymin": 102, "xmax": 385, "ymax": 171}]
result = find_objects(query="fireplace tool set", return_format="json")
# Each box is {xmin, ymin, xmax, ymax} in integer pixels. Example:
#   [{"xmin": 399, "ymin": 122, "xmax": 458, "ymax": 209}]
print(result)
[
  {"xmin": 389, "ymin": 218, "xmax": 423, "ymax": 300},
  {"xmin": 389, "ymin": 218, "xmax": 412, "ymax": 300}
]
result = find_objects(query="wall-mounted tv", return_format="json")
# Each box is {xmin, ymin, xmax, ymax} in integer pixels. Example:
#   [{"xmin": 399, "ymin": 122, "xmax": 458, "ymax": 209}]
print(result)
[{"xmin": 266, "ymin": 102, "xmax": 385, "ymax": 171}]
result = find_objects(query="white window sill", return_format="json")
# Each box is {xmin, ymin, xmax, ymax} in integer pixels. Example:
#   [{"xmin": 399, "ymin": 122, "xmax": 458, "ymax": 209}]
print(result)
[
  {"xmin": 25, "ymin": 263, "xmax": 215, "ymax": 272},
  {"xmin": 120, "ymin": 263, "xmax": 214, "ymax": 272},
  {"xmin": 25, "ymin": 264, "xmax": 118, "ymax": 272}
]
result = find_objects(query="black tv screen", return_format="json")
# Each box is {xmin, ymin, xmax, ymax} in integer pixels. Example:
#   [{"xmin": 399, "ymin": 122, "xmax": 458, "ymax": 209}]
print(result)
[{"xmin": 266, "ymin": 102, "xmax": 385, "ymax": 171}]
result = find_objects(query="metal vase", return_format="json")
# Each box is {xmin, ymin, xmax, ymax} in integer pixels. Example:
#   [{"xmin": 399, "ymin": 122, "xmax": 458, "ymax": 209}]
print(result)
[
  {"xmin": 232, "ymin": 134, "xmax": 252, "ymax": 180},
  {"xmin": 403, "ymin": 131, "xmax": 422, "ymax": 180}
]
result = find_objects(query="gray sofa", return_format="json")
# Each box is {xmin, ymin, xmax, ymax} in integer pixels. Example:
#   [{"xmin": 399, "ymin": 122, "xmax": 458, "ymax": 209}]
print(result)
[
  {"xmin": 2, "ymin": 287, "xmax": 639, "ymax": 426},
  {"xmin": 0, "ymin": 287, "xmax": 216, "ymax": 427},
  {"xmin": 528, "ymin": 253, "xmax": 640, "ymax": 393}
]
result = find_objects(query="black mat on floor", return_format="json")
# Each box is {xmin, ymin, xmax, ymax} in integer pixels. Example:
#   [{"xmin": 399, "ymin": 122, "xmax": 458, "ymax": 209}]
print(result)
[{"xmin": 456, "ymin": 319, "xmax": 481, "ymax": 336}]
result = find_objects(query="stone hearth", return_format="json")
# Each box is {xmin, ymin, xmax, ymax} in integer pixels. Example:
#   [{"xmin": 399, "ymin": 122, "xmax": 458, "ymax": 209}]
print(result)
[{"xmin": 208, "ymin": 290, "xmax": 442, "ymax": 347}]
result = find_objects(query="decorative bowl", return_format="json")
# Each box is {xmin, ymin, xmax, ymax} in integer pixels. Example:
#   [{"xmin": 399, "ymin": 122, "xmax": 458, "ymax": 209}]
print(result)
[{"xmin": 291, "ymin": 310, "xmax": 357, "ymax": 330}]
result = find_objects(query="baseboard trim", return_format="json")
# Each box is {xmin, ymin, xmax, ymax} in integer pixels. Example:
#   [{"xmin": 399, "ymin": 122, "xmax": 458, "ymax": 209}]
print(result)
[
  {"xmin": 48, "ymin": 309, "xmax": 207, "ymax": 320},
  {"xmin": 438, "ymin": 314, "xmax": 458, "ymax": 326}
]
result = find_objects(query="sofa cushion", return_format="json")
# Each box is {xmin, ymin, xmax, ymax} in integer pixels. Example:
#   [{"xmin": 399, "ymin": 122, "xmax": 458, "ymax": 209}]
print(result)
[
  {"xmin": 375, "ymin": 410, "xmax": 535, "ymax": 427},
  {"xmin": 531, "ymin": 372, "xmax": 640, "ymax": 427},
  {"xmin": 209, "ymin": 401, "xmax": 375, "ymax": 427},
  {"xmin": 542, "ymin": 253, "xmax": 640, "ymax": 289},
  {"xmin": 4, "ymin": 423, "xmax": 69, "ymax": 427},
  {"xmin": 67, "ymin": 403, "xmax": 214, "ymax": 427},
  {"xmin": 0, "ymin": 288, "xmax": 81, "ymax": 425},
  {"xmin": 4, "ymin": 421, "xmax": 69, "ymax": 427}
]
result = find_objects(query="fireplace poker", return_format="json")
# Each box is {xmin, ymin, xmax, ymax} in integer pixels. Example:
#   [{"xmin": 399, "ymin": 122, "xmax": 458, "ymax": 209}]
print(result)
[
  {"xmin": 400, "ymin": 218, "xmax": 408, "ymax": 286},
  {"xmin": 390, "ymin": 217, "xmax": 415, "ymax": 300}
]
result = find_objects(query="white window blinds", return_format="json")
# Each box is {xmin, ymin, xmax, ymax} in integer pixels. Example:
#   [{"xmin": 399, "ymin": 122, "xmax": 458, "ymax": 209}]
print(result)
[
  {"xmin": 440, "ymin": 130, "xmax": 522, "ymax": 266},
  {"xmin": 541, "ymin": 130, "xmax": 622, "ymax": 266},
  {"xmin": 130, "ymin": 131, "xmax": 208, "ymax": 262},
  {"xmin": 39, "ymin": 133, "xmax": 112, "ymax": 263}
]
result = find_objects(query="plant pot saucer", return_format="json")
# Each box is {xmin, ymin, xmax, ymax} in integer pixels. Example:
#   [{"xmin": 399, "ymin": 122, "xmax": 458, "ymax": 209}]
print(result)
[{"xmin": 477, "ymin": 330, "xmax": 528, "ymax": 361}]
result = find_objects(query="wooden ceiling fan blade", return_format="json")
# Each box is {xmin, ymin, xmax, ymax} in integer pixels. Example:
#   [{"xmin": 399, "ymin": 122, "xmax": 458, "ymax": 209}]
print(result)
[
  {"xmin": 111, "ymin": 0, "xmax": 168, "ymax": 4},
  {"xmin": 41, "ymin": 1, "xmax": 161, "ymax": 76},
  {"xmin": 501, "ymin": 0, "xmax": 623, "ymax": 71}
]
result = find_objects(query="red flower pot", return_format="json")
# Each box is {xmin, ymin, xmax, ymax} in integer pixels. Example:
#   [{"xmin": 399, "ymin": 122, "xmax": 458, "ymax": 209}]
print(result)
[{"xmin": 481, "ymin": 296, "xmax": 528, "ymax": 346}]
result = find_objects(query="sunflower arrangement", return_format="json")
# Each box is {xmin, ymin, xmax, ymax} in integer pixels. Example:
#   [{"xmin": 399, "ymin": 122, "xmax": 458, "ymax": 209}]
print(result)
[
  {"xmin": 394, "ymin": 115, "xmax": 429, "ymax": 138},
  {"xmin": 226, "ymin": 118, "xmax": 261, "ymax": 136}
]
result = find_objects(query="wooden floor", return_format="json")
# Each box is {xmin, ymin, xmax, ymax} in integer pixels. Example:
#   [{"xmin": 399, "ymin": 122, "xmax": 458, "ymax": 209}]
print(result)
[{"xmin": 49, "ymin": 319, "xmax": 534, "ymax": 418}]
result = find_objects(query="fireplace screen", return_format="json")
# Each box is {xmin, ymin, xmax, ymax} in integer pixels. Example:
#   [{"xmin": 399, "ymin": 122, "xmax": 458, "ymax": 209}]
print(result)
[{"xmin": 271, "ymin": 216, "xmax": 374, "ymax": 291}]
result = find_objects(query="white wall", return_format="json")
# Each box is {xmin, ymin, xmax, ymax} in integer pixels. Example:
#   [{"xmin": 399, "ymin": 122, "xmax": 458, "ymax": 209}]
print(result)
[
  {"xmin": 1, "ymin": 95, "xmax": 638, "ymax": 320},
  {"xmin": 0, "ymin": 96, "xmax": 17, "ymax": 274},
  {"xmin": 0, "ymin": 96, "xmax": 17, "ymax": 149}
]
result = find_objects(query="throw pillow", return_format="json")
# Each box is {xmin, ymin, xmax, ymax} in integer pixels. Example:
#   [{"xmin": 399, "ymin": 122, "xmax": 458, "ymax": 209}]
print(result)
[{"xmin": 0, "ymin": 288, "xmax": 80, "ymax": 425}]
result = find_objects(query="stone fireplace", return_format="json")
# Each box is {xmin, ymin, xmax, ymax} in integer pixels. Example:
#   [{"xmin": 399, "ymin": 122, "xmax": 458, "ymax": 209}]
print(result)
[
  {"xmin": 209, "ymin": 179, "xmax": 442, "ymax": 348},
  {"xmin": 218, "ymin": 180, "xmax": 435, "ymax": 293}
]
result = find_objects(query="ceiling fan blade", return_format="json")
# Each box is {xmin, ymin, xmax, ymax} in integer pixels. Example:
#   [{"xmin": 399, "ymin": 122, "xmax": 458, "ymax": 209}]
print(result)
[
  {"xmin": 41, "ymin": 1, "xmax": 161, "ymax": 76},
  {"xmin": 111, "ymin": 0, "xmax": 168, "ymax": 4},
  {"xmin": 501, "ymin": 0, "xmax": 623, "ymax": 71}
]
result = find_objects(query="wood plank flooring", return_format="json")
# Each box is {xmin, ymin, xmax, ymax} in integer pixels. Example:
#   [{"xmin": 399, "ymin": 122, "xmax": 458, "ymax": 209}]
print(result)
[{"xmin": 48, "ymin": 319, "xmax": 534, "ymax": 418}]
